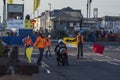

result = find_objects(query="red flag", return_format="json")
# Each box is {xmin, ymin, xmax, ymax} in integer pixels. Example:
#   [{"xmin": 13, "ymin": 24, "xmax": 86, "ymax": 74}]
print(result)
[{"xmin": 93, "ymin": 43, "xmax": 104, "ymax": 54}]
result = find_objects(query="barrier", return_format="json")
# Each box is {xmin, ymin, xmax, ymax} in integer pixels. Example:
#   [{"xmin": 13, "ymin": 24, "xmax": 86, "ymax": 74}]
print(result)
[
  {"xmin": 1, "ymin": 36, "xmax": 9, "ymax": 45},
  {"xmin": 9, "ymin": 36, "xmax": 23, "ymax": 45},
  {"xmin": 1, "ymin": 36, "xmax": 37, "ymax": 45}
]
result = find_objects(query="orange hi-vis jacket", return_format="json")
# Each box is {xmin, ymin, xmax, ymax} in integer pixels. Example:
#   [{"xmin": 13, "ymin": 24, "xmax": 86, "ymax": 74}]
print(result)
[
  {"xmin": 76, "ymin": 35, "xmax": 84, "ymax": 44},
  {"xmin": 46, "ymin": 38, "xmax": 51, "ymax": 46},
  {"xmin": 25, "ymin": 37, "xmax": 32, "ymax": 45},
  {"xmin": 34, "ymin": 36, "xmax": 47, "ymax": 49}
]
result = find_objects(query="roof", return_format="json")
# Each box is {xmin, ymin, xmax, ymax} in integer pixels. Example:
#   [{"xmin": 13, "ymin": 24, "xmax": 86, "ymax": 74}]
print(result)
[
  {"xmin": 51, "ymin": 7, "xmax": 82, "ymax": 21},
  {"xmin": 83, "ymin": 18, "xmax": 103, "ymax": 21},
  {"xmin": 102, "ymin": 16, "xmax": 120, "ymax": 21}
]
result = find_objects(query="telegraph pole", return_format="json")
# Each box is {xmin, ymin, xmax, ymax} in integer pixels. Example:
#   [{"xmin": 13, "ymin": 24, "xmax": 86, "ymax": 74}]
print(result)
[
  {"xmin": 80, "ymin": 14, "xmax": 83, "ymax": 31},
  {"xmin": 3, "ymin": 0, "xmax": 7, "ymax": 34},
  {"xmin": 48, "ymin": 3, "xmax": 51, "ymax": 33},
  {"xmin": 87, "ymin": 0, "xmax": 88, "ymax": 19},
  {"xmin": 87, "ymin": 0, "xmax": 92, "ymax": 29}
]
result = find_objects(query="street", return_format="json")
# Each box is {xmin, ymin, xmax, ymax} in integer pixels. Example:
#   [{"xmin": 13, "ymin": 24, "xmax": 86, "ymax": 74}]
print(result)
[{"xmin": 18, "ymin": 42, "xmax": 120, "ymax": 80}]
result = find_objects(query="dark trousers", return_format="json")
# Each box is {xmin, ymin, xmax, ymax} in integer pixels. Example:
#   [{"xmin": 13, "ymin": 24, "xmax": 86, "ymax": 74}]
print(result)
[
  {"xmin": 45, "ymin": 46, "xmax": 51, "ymax": 57},
  {"xmin": 77, "ymin": 43, "xmax": 83, "ymax": 59},
  {"xmin": 37, "ymin": 48, "xmax": 44, "ymax": 64}
]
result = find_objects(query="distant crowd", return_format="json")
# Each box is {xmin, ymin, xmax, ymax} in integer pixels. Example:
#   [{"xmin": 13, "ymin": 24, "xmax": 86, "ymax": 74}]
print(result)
[
  {"xmin": 84, "ymin": 30, "xmax": 120, "ymax": 42},
  {"xmin": 0, "ymin": 29, "xmax": 120, "ymax": 42}
]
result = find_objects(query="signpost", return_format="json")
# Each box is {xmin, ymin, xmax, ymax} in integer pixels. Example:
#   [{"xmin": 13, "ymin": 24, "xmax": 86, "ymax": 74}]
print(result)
[{"xmin": 7, "ymin": 20, "xmax": 24, "ymax": 28}]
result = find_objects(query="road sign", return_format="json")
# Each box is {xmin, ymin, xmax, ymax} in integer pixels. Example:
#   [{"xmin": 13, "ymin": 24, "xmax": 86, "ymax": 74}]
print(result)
[{"xmin": 25, "ymin": 20, "xmax": 33, "ymax": 29}]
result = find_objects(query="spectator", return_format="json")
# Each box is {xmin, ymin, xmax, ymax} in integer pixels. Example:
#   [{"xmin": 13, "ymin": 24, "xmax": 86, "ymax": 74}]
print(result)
[
  {"xmin": 34, "ymin": 33, "xmax": 47, "ymax": 65},
  {"xmin": 45, "ymin": 35, "xmax": 52, "ymax": 58},
  {"xmin": 22, "ymin": 35, "xmax": 33, "ymax": 57}
]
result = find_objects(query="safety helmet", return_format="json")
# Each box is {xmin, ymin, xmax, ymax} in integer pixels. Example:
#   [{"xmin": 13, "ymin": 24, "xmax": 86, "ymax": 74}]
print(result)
[
  {"xmin": 48, "ymin": 35, "xmax": 51, "ymax": 38},
  {"xmin": 58, "ymin": 39, "xmax": 63, "ymax": 43}
]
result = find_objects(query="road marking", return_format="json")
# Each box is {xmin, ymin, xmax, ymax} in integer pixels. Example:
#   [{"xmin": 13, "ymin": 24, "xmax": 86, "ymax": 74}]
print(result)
[
  {"xmin": 31, "ymin": 58, "xmax": 49, "ymax": 67},
  {"xmin": 107, "ymin": 61, "xmax": 120, "ymax": 66},
  {"xmin": 41, "ymin": 61, "xmax": 49, "ymax": 67},
  {"xmin": 31, "ymin": 57, "xmax": 51, "ymax": 74},
  {"xmin": 105, "ymin": 56, "xmax": 111, "ymax": 58},
  {"xmin": 41, "ymin": 62, "xmax": 51, "ymax": 74},
  {"xmin": 69, "ymin": 53, "xmax": 76, "ymax": 56},
  {"xmin": 88, "ymin": 46, "xmax": 93, "ymax": 49},
  {"xmin": 20, "ymin": 52, "xmax": 37, "ymax": 54},
  {"xmin": 114, "ymin": 59, "xmax": 120, "ymax": 62},
  {"xmin": 95, "ymin": 54, "xmax": 103, "ymax": 56},
  {"xmin": 92, "ymin": 54, "xmax": 120, "ymax": 66},
  {"xmin": 93, "ymin": 58, "xmax": 104, "ymax": 61}
]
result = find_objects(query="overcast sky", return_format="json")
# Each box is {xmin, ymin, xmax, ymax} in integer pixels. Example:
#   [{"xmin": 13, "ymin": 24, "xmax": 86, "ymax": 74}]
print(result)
[{"xmin": 0, "ymin": 0, "xmax": 120, "ymax": 21}]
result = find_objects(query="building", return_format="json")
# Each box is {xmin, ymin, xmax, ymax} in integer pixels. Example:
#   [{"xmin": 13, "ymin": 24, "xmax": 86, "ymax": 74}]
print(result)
[
  {"xmin": 40, "ymin": 10, "xmax": 50, "ymax": 34},
  {"xmin": 40, "ymin": 7, "xmax": 83, "ymax": 38},
  {"xmin": 51, "ymin": 7, "xmax": 82, "ymax": 31},
  {"xmin": 39, "ymin": 7, "xmax": 120, "ymax": 38},
  {"xmin": 102, "ymin": 16, "xmax": 120, "ymax": 33},
  {"xmin": 82, "ymin": 18, "xmax": 103, "ymax": 30},
  {"xmin": 34, "ymin": 16, "xmax": 40, "ymax": 31}
]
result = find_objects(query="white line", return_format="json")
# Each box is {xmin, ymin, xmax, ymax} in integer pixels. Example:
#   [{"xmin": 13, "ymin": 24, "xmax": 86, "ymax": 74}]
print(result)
[
  {"xmin": 41, "ymin": 62, "xmax": 51, "ymax": 74},
  {"xmin": 107, "ymin": 61, "xmax": 120, "ymax": 66},
  {"xmin": 31, "ymin": 58, "xmax": 49, "ymax": 67},
  {"xmin": 93, "ymin": 58, "xmax": 104, "ymax": 61},
  {"xmin": 19, "ymin": 52, "xmax": 38, "ymax": 55},
  {"xmin": 105, "ymin": 56, "xmax": 111, "ymax": 58},
  {"xmin": 88, "ymin": 47, "xmax": 93, "ymax": 49},
  {"xmin": 93, "ymin": 55, "xmax": 120, "ymax": 66},
  {"xmin": 69, "ymin": 54, "xmax": 76, "ymax": 56},
  {"xmin": 113, "ymin": 59, "xmax": 120, "ymax": 62},
  {"xmin": 41, "ymin": 61, "xmax": 49, "ymax": 67},
  {"xmin": 95, "ymin": 54, "xmax": 103, "ymax": 56}
]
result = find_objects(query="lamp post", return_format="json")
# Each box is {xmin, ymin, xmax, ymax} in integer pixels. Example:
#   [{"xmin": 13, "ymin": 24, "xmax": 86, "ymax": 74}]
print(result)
[
  {"xmin": 48, "ymin": 3, "xmax": 51, "ymax": 33},
  {"xmin": 87, "ymin": 0, "xmax": 92, "ymax": 29},
  {"xmin": 22, "ymin": 0, "xmax": 25, "ymax": 19},
  {"xmin": 87, "ymin": 0, "xmax": 88, "ymax": 19},
  {"xmin": 3, "ymin": 0, "xmax": 6, "ymax": 34},
  {"xmin": 80, "ymin": 14, "xmax": 83, "ymax": 31}
]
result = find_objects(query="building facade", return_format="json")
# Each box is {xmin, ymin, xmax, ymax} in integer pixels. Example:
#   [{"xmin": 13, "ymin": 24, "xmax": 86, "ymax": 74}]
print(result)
[
  {"xmin": 39, "ymin": 7, "xmax": 120, "ymax": 38},
  {"xmin": 40, "ymin": 7, "xmax": 83, "ymax": 38},
  {"xmin": 102, "ymin": 16, "xmax": 120, "ymax": 33}
]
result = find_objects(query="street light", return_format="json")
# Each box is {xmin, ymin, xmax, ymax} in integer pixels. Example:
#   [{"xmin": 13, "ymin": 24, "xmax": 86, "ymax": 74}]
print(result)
[
  {"xmin": 3, "ymin": 0, "xmax": 7, "ymax": 34},
  {"xmin": 87, "ymin": 0, "xmax": 92, "ymax": 29},
  {"xmin": 48, "ymin": 3, "xmax": 51, "ymax": 12},
  {"xmin": 80, "ymin": 14, "xmax": 83, "ymax": 31},
  {"xmin": 21, "ymin": 0, "xmax": 25, "ymax": 19},
  {"xmin": 48, "ymin": 3, "xmax": 51, "ymax": 33}
]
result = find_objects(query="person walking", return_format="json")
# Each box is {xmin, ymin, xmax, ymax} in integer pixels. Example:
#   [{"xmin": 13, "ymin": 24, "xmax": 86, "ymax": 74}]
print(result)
[
  {"xmin": 33, "ymin": 33, "xmax": 47, "ymax": 65},
  {"xmin": 76, "ymin": 32, "xmax": 84, "ymax": 59},
  {"xmin": 45, "ymin": 35, "xmax": 52, "ymax": 58},
  {"xmin": 22, "ymin": 35, "xmax": 33, "ymax": 57}
]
